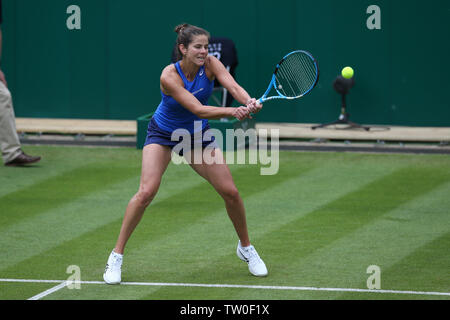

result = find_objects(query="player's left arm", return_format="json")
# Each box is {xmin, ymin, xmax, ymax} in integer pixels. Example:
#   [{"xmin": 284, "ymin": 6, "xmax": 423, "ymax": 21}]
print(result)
[{"xmin": 206, "ymin": 55, "xmax": 261, "ymax": 113}]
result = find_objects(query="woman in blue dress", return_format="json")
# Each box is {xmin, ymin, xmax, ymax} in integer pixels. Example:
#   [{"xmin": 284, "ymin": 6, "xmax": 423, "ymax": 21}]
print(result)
[{"xmin": 104, "ymin": 24, "xmax": 267, "ymax": 284}]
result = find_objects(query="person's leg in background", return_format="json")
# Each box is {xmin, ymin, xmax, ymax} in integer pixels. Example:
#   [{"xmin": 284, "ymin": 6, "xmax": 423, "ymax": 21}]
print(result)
[{"xmin": 0, "ymin": 81, "xmax": 40, "ymax": 166}]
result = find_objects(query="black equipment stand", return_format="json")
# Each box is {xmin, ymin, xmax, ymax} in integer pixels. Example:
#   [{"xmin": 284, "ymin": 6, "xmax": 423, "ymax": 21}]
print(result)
[
  {"xmin": 312, "ymin": 93, "xmax": 370, "ymax": 131},
  {"xmin": 312, "ymin": 76, "xmax": 370, "ymax": 131}
]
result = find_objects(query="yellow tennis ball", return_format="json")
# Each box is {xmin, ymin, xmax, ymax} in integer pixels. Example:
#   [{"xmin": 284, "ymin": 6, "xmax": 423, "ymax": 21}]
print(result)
[{"xmin": 342, "ymin": 66, "xmax": 354, "ymax": 79}]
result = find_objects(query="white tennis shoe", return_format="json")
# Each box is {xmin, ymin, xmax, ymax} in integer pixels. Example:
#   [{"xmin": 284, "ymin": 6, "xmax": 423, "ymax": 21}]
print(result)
[
  {"xmin": 236, "ymin": 241, "xmax": 268, "ymax": 277},
  {"xmin": 103, "ymin": 250, "xmax": 123, "ymax": 284}
]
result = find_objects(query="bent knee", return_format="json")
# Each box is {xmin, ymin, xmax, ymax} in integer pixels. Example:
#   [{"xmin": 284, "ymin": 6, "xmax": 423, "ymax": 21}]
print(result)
[
  {"xmin": 219, "ymin": 186, "xmax": 241, "ymax": 202},
  {"xmin": 135, "ymin": 186, "xmax": 159, "ymax": 207}
]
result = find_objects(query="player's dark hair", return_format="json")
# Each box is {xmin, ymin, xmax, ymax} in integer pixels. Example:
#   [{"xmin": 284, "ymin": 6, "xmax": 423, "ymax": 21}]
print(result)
[{"xmin": 174, "ymin": 23, "xmax": 210, "ymax": 60}]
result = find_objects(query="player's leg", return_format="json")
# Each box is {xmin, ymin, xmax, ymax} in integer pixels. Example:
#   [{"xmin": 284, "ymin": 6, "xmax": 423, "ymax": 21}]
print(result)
[
  {"xmin": 187, "ymin": 148, "xmax": 250, "ymax": 247},
  {"xmin": 104, "ymin": 144, "xmax": 171, "ymax": 284},
  {"xmin": 187, "ymin": 148, "xmax": 267, "ymax": 276},
  {"xmin": 114, "ymin": 144, "xmax": 172, "ymax": 254}
]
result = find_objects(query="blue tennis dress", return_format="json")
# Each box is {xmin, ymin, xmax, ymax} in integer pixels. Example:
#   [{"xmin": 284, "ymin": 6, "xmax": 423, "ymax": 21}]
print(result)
[{"xmin": 144, "ymin": 61, "xmax": 215, "ymax": 153}]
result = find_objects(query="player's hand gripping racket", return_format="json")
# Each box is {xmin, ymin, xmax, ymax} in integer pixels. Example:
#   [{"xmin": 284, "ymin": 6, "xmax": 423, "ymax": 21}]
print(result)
[{"xmin": 257, "ymin": 50, "xmax": 319, "ymax": 104}]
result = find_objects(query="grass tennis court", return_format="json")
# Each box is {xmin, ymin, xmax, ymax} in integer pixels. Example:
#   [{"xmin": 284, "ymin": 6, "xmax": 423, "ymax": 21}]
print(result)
[{"xmin": 0, "ymin": 145, "xmax": 449, "ymax": 300}]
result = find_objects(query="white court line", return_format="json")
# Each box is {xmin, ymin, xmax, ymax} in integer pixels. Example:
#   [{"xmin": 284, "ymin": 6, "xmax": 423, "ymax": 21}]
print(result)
[
  {"xmin": 28, "ymin": 281, "xmax": 69, "ymax": 300},
  {"xmin": 1, "ymin": 278, "xmax": 449, "ymax": 298}
]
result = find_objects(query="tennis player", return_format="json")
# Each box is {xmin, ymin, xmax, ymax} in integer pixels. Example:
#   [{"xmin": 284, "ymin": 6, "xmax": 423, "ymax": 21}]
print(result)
[{"xmin": 103, "ymin": 23, "xmax": 267, "ymax": 284}]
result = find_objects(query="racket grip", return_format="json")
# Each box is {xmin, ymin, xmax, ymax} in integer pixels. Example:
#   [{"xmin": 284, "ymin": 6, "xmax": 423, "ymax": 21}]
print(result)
[
  {"xmin": 257, "ymin": 97, "xmax": 265, "ymax": 104},
  {"xmin": 245, "ymin": 98, "xmax": 262, "ymax": 107}
]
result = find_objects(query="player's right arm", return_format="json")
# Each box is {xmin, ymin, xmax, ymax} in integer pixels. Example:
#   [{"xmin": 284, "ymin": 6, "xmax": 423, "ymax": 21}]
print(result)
[{"xmin": 160, "ymin": 65, "xmax": 250, "ymax": 121}]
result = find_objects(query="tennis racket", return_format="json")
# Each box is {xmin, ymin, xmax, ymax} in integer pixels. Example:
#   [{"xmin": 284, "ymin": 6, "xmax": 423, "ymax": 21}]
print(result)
[{"xmin": 257, "ymin": 50, "xmax": 319, "ymax": 104}]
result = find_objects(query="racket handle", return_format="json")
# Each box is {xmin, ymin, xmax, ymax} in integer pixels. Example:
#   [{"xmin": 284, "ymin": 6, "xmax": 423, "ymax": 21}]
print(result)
[{"xmin": 245, "ymin": 98, "xmax": 263, "ymax": 107}]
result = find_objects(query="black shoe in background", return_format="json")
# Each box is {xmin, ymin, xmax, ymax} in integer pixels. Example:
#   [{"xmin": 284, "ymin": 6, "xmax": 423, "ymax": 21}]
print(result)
[{"xmin": 5, "ymin": 152, "xmax": 41, "ymax": 167}]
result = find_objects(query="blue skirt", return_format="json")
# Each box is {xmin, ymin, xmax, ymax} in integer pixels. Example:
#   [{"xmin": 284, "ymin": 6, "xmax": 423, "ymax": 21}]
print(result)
[{"xmin": 143, "ymin": 117, "xmax": 216, "ymax": 156}]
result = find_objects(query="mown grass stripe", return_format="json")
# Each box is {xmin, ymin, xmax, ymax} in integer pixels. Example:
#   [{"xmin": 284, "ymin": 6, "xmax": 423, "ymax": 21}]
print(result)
[
  {"xmin": 0, "ymin": 146, "xmax": 142, "ymax": 198},
  {"xmin": 0, "ymin": 164, "xmax": 139, "ymax": 230},
  {"xmin": 0, "ymin": 165, "xmax": 76, "ymax": 198}
]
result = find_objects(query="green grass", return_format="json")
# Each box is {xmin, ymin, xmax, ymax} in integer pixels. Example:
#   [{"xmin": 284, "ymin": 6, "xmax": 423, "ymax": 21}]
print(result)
[{"xmin": 0, "ymin": 145, "xmax": 449, "ymax": 300}]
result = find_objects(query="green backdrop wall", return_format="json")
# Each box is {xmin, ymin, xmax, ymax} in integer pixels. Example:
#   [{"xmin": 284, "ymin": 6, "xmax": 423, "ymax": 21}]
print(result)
[{"xmin": 2, "ymin": 0, "xmax": 449, "ymax": 126}]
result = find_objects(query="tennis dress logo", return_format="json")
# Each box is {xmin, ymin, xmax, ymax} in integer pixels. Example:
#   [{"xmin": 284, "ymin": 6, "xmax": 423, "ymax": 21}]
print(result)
[
  {"xmin": 199, "ymin": 69, "xmax": 204, "ymax": 76},
  {"xmin": 191, "ymin": 88, "xmax": 204, "ymax": 96}
]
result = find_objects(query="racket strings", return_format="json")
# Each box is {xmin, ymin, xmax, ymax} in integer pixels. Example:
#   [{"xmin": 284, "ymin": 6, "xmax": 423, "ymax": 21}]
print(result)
[
  {"xmin": 279, "ymin": 56, "xmax": 315, "ymax": 96},
  {"xmin": 289, "ymin": 53, "xmax": 317, "ymax": 93},
  {"xmin": 275, "ymin": 52, "xmax": 317, "ymax": 98}
]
